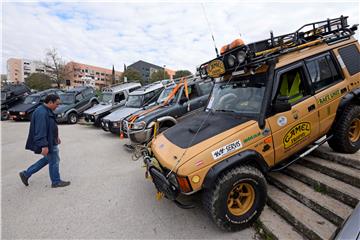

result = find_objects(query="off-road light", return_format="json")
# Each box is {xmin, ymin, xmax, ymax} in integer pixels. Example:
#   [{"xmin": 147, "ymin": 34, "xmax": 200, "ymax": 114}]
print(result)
[
  {"xmin": 236, "ymin": 50, "xmax": 246, "ymax": 64},
  {"xmin": 226, "ymin": 54, "xmax": 236, "ymax": 67}
]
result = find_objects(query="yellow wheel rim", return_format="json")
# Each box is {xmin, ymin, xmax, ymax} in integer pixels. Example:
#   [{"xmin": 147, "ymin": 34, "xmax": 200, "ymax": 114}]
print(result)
[
  {"xmin": 227, "ymin": 183, "xmax": 255, "ymax": 216},
  {"xmin": 349, "ymin": 118, "xmax": 360, "ymax": 143}
]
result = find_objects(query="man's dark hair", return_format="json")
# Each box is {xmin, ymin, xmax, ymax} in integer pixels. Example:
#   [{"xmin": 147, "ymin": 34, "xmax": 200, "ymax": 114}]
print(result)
[{"xmin": 44, "ymin": 94, "xmax": 60, "ymax": 104}]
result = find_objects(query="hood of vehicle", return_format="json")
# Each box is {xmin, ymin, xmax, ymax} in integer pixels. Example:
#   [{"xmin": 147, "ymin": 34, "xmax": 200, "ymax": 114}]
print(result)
[
  {"xmin": 9, "ymin": 103, "xmax": 37, "ymax": 112},
  {"xmin": 84, "ymin": 103, "xmax": 111, "ymax": 115},
  {"xmin": 152, "ymin": 111, "xmax": 256, "ymax": 172},
  {"xmin": 54, "ymin": 104, "xmax": 73, "ymax": 114},
  {"xmin": 130, "ymin": 105, "xmax": 171, "ymax": 124},
  {"xmin": 102, "ymin": 107, "xmax": 141, "ymax": 122}
]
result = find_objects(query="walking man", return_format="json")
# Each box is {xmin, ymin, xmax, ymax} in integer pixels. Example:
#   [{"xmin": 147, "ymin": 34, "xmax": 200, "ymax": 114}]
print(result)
[{"xmin": 19, "ymin": 94, "xmax": 70, "ymax": 188}]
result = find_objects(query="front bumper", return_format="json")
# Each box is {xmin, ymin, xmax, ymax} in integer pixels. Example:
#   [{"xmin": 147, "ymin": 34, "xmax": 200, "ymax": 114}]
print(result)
[
  {"xmin": 143, "ymin": 155, "xmax": 179, "ymax": 201},
  {"xmin": 84, "ymin": 113, "xmax": 97, "ymax": 123},
  {"xmin": 9, "ymin": 111, "xmax": 31, "ymax": 120},
  {"xmin": 101, "ymin": 119, "xmax": 120, "ymax": 134},
  {"xmin": 128, "ymin": 128, "xmax": 153, "ymax": 144},
  {"xmin": 55, "ymin": 114, "xmax": 68, "ymax": 123}
]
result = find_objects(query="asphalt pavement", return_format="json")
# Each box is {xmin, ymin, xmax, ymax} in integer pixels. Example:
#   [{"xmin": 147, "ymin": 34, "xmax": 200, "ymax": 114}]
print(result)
[{"xmin": 1, "ymin": 120, "xmax": 256, "ymax": 239}]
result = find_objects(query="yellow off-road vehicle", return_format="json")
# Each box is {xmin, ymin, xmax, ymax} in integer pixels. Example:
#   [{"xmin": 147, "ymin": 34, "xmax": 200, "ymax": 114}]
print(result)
[{"xmin": 141, "ymin": 16, "xmax": 360, "ymax": 231}]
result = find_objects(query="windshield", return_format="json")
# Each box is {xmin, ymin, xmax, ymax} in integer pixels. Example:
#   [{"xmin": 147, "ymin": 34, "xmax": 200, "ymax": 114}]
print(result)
[
  {"xmin": 126, "ymin": 95, "xmax": 143, "ymax": 108},
  {"xmin": 100, "ymin": 93, "xmax": 113, "ymax": 104},
  {"xmin": 157, "ymin": 86, "xmax": 175, "ymax": 104},
  {"xmin": 207, "ymin": 73, "xmax": 266, "ymax": 115},
  {"xmin": 59, "ymin": 93, "xmax": 75, "ymax": 104},
  {"xmin": 23, "ymin": 95, "xmax": 40, "ymax": 104},
  {"xmin": 1, "ymin": 92, "xmax": 7, "ymax": 101}
]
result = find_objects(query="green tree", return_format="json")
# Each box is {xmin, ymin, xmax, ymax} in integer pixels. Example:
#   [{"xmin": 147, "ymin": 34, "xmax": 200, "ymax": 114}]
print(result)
[
  {"xmin": 174, "ymin": 70, "xmax": 192, "ymax": 79},
  {"xmin": 149, "ymin": 69, "xmax": 170, "ymax": 83},
  {"xmin": 121, "ymin": 68, "xmax": 144, "ymax": 85},
  {"xmin": 25, "ymin": 73, "xmax": 52, "ymax": 91}
]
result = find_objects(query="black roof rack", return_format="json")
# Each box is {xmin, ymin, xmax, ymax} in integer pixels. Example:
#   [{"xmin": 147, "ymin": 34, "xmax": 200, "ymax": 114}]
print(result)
[{"xmin": 199, "ymin": 16, "xmax": 358, "ymax": 79}]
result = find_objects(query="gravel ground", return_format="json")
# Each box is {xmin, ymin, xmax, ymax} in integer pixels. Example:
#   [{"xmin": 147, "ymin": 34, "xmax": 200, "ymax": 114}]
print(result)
[{"xmin": 1, "ymin": 120, "xmax": 257, "ymax": 239}]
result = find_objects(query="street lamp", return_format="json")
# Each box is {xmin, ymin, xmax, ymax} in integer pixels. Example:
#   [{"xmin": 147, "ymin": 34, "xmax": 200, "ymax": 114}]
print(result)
[{"xmin": 163, "ymin": 65, "xmax": 166, "ymax": 80}]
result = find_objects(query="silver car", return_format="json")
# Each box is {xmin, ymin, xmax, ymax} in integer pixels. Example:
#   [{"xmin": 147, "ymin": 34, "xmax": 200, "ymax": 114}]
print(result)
[{"xmin": 83, "ymin": 82, "xmax": 141, "ymax": 126}]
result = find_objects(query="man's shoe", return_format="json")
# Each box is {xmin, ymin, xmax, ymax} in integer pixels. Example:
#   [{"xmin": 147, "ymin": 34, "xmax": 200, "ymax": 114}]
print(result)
[
  {"xmin": 51, "ymin": 181, "xmax": 71, "ymax": 188},
  {"xmin": 19, "ymin": 171, "xmax": 29, "ymax": 186}
]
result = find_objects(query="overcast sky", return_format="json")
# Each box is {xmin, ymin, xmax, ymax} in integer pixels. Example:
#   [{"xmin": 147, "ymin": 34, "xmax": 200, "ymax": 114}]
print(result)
[{"xmin": 2, "ymin": 1, "xmax": 359, "ymax": 74}]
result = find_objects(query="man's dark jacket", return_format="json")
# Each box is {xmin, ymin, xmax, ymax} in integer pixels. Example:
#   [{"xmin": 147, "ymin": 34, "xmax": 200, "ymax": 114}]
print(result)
[{"xmin": 25, "ymin": 104, "xmax": 58, "ymax": 154}]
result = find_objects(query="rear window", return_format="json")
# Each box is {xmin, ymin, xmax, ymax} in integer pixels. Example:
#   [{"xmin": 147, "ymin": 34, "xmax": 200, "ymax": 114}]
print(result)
[{"xmin": 338, "ymin": 44, "xmax": 360, "ymax": 76}]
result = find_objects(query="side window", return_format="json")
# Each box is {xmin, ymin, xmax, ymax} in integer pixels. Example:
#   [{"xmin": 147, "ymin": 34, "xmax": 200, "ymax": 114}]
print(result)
[
  {"xmin": 129, "ymin": 86, "xmax": 141, "ymax": 93},
  {"xmin": 305, "ymin": 54, "xmax": 342, "ymax": 91},
  {"xmin": 198, "ymin": 81, "xmax": 213, "ymax": 96},
  {"xmin": 40, "ymin": 95, "xmax": 46, "ymax": 102},
  {"xmin": 338, "ymin": 44, "xmax": 360, "ymax": 75},
  {"xmin": 182, "ymin": 85, "xmax": 199, "ymax": 100},
  {"xmin": 114, "ymin": 92, "xmax": 125, "ymax": 103},
  {"xmin": 75, "ymin": 93, "xmax": 84, "ymax": 102},
  {"xmin": 276, "ymin": 67, "xmax": 309, "ymax": 104},
  {"xmin": 143, "ymin": 91, "xmax": 156, "ymax": 104}
]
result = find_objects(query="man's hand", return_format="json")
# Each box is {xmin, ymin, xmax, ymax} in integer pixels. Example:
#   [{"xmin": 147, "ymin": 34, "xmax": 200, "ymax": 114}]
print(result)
[
  {"xmin": 41, "ymin": 147, "xmax": 49, "ymax": 156},
  {"xmin": 57, "ymin": 137, "xmax": 61, "ymax": 145}
]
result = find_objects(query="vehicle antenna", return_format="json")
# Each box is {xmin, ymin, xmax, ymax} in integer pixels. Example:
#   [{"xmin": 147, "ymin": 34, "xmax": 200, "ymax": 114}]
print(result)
[{"xmin": 201, "ymin": 3, "xmax": 219, "ymax": 57}]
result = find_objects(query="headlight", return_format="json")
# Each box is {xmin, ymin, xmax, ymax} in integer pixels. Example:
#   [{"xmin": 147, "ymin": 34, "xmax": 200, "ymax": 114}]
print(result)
[
  {"xmin": 226, "ymin": 54, "xmax": 236, "ymax": 67},
  {"xmin": 236, "ymin": 50, "xmax": 246, "ymax": 64},
  {"xmin": 19, "ymin": 112, "xmax": 26, "ymax": 115},
  {"xmin": 112, "ymin": 121, "xmax": 121, "ymax": 128},
  {"xmin": 130, "ymin": 121, "xmax": 146, "ymax": 130},
  {"xmin": 57, "ymin": 113, "xmax": 64, "ymax": 118}
]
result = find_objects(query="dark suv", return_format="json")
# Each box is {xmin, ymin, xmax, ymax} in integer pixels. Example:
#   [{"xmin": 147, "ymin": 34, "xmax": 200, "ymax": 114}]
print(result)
[
  {"xmin": 9, "ymin": 88, "xmax": 62, "ymax": 121},
  {"xmin": 1, "ymin": 83, "xmax": 31, "ymax": 120},
  {"xmin": 123, "ymin": 78, "xmax": 213, "ymax": 145},
  {"xmin": 55, "ymin": 86, "xmax": 98, "ymax": 124}
]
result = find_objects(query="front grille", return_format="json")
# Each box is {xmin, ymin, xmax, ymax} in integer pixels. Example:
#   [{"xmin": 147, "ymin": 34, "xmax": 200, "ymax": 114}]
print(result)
[{"xmin": 149, "ymin": 167, "xmax": 178, "ymax": 200}]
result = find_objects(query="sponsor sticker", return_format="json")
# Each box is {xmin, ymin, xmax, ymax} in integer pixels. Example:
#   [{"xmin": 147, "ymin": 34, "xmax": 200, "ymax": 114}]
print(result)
[
  {"xmin": 317, "ymin": 89, "xmax": 341, "ymax": 105},
  {"xmin": 283, "ymin": 122, "xmax": 311, "ymax": 149},
  {"xmin": 212, "ymin": 140, "xmax": 243, "ymax": 160},
  {"xmin": 207, "ymin": 60, "xmax": 226, "ymax": 78},
  {"xmin": 244, "ymin": 132, "xmax": 261, "ymax": 144},
  {"xmin": 277, "ymin": 116, "xmax": 288, "ymax": 127}
]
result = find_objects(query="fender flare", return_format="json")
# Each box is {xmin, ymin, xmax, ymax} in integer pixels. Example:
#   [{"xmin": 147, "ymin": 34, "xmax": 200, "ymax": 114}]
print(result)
[
  {"xmin": 202, "ymin": 150, "xmax": 269, "ymax": 190},
  {"xmin": 147, "ymin": 116, "xmax": 177, "ymax": 129},
  {"xmin": 332, "ymin": 88, "xmax": 360, "ymax": 127},
  {"xmin": 65, "ymin": 108, "xmax": 79, "ymax": 118},
  {"xmin": 89, "ymin": 97, "xmax": 99, "ymax": 104}
]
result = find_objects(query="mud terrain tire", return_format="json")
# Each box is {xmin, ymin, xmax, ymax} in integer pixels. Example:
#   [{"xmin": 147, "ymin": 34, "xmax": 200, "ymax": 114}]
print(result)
[
  {"xmin": 67, "ymin": 112, "xmax": 78, "ymax": 124},
  {"xmin": 202, "ymin": 165, "xmax": 267, "ymax": 231},
  {"xmin": 328, "ymin": 105, "xmax": 360, "ymax": 153}
]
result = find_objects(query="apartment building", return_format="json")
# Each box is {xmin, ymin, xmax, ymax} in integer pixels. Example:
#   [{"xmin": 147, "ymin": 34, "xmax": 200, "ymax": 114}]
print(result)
[
  {"xmin": 7, "ymin": 58, "xmax": 53, "ymax": 83},
  {"xmin": 64, "ymin": 61, "xmax": 123, "ymax": 90},
  {"xmin": 128, "ymin": 60, "xmax": 175, "ymax": 83}
]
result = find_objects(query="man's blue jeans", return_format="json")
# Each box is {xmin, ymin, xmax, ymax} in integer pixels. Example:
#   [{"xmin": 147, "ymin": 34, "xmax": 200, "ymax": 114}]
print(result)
[{"xmin": 24, "ymin": 145, "xmax": 61, "ymax": 184}]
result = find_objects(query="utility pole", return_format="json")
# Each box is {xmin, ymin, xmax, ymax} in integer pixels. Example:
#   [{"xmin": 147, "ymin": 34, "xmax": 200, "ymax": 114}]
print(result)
[{"xmin": 111, "ymin": 65, "xmax": 115, "ymax": 85}]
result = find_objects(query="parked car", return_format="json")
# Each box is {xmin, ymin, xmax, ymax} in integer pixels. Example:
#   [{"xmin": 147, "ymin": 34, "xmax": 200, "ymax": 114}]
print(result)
[
  {"xmin": 83, "ymin": 82, "xmax": 141, "ymax": 126},
  {"xmin": 123, "ymin": 77, "xmax": 213, "ymax": 145},
  {"xmin": 101, "ymin": 81, "xmax": 168, "ymax": 134},
  {"xmin": 9, "ymin": 88, "xmax": 62, "ymax": 121},
  {"xmin": 1, "ymin": 83, "xmax": 31, "ymax": 120},
  {"xmin": 332, "ymin": 202, "xmax": 360, "ymax": 240},
  {"xmin": 55, "ymin": 86, "xmax": 98, "ymax": 124}
]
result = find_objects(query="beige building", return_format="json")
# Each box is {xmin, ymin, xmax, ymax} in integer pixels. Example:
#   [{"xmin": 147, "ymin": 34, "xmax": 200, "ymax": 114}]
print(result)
[
  {"xmin": 64, "ymin": 61, "xmax": 123, "ymax": 90},
  {"xmin": 7, "ymin": 58, "xmax": 53, "ymax": 83}
]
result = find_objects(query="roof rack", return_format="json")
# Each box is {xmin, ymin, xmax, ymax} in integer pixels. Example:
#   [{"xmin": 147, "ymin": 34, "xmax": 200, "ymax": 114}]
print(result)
[{"xmin": 199, "ymin": 16, "xmax": 358, "ymax": 79}]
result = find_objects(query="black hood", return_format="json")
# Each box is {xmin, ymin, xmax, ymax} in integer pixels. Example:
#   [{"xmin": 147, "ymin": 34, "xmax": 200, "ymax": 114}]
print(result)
[
  {"xmin": 163, "ymin": 111, "xmax": 251, "ymax": 148},
  {"xmin": 9, "ymin": 103, "xmax": 38, "ymax": 113}
]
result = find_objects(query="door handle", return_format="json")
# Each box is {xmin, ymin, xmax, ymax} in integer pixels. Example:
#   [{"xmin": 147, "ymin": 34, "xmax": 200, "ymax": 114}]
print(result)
[{"xmin": 308, "ymin": 104, "xmax": 316, "ymax": 112}]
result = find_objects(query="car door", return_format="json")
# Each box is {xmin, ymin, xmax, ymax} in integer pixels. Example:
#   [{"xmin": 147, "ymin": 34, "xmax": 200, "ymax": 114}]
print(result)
[
  {"xmin": 304, "ymin": 52, "xmax": 346, "ymax": 137},
  {"xmin": 176, "ymin": 84, "xmax": 204, "ymax": 116},
  {"xmin": 75, "ymin": 93, "xmax": 87, "ymax": 113},
  {"xmin": 267, "ymin": 62, "xmax": 320, "ymax": 163}
]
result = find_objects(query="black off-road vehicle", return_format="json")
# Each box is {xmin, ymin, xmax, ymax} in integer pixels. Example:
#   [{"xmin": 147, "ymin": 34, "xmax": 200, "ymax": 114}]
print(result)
[{"xmin": 1, "ymin": 83, "xmax": 31, "ymax": 120}]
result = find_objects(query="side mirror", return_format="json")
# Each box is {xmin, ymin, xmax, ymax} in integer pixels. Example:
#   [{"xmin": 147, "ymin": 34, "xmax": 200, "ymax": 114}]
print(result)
[{"xmin": 273, "ymin": 100, "xmax": 291, "ymax": 114}]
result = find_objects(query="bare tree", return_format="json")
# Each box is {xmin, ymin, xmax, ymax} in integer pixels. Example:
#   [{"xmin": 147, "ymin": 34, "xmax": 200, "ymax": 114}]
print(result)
[{"xmin": 45, "ymin": 48, "xmax": 72, "ymax": 88}]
